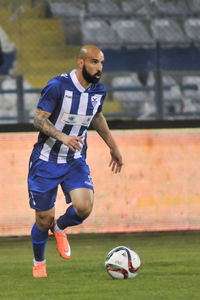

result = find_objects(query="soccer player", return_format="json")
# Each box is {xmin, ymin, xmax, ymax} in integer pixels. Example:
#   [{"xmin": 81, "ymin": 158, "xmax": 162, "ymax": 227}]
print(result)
[{"xmin": 28, "ymin": 44, "xmax": 123, "ymax": 277}]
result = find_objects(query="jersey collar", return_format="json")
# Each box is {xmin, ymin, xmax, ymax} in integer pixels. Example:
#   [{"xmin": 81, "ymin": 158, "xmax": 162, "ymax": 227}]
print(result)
[{"xmin": 70, "ymin": 69, "xmax": 86, "ymax": 93}]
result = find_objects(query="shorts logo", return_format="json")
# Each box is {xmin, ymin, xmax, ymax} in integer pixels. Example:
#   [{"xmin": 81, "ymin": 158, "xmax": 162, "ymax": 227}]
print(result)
[
  {"xmin": 29, "ymin": 190, "xmax": 36, "ymax": 206},
  {"xmin": 84, "ymin": 175, "xmax": 93, "ymax": 187}
]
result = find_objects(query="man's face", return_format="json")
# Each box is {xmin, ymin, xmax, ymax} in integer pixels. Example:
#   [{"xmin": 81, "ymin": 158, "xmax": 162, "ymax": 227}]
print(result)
[{"xmin": 81, "ymin": 51, "xmax": 104, "ymax": 84}]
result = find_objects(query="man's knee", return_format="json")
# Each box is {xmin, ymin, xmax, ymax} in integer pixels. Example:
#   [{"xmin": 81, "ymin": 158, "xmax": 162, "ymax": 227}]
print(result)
[
  {"xmin": 70, "ymin": 188, "xmax": 94, "ymax": 219},
  {"xmin": 74, "ymin": 201, "xmax": 93, "ymax": 219},
  {"xmin": 36, "ymin": 208, "xmax": 55, "ymax": 231}
]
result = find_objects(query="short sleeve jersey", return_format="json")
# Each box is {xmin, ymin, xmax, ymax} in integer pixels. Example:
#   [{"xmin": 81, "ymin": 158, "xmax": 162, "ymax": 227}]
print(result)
[{"xmin": 32, "ymin": 69, "xmax": 106, "ymax": 164}]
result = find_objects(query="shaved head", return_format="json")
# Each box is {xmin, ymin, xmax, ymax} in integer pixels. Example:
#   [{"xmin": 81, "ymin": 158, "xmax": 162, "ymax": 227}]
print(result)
[{"xmin": 77, "ymin": 45, "xmax": 104, "ymax": 60}]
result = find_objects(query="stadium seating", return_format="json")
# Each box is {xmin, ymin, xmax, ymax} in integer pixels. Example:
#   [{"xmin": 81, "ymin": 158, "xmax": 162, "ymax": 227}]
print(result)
[
  {"xmin": 2, "ymin": 0, "xmax": 200, "ymax": 120},
  {"xmin": 182, "ymin": 76, "xmax": 200, "ymax": 99},
  {"xmin": 111, "ymin": 72, "xmax": 185, "ymax": 117},
  {"xmin": 121, "ymin": 0, "xmax": 150, "ymax": 17},
  {"xmin": 111, "ymin": 73, "xmax": 155, "ymax": 117},
  {"xmin": 181, "ymin": 75, "xmax": 200, "ymax": 114},
  {"xmin": 49, "ymin": 2, "xmax": 84, "ymax": 18},
  {"xmin": 87, "ymin": 0, "xmax": 121, "ymax": 16},
  {"xmin": 81, "ymin": 20, "xmax": 119, "ymax": 47},
  {"xmin": 152, "ymin": 0, "xmax": 188, "ymax": 16},
  {"xmin": 151, "ymin": 19, "xmax": 188, "ymax": 45},
  {"xmin": 0, "ymin": 77, "xmax": 17, "ymax": 120},
  {"xmin": 0, "ymin": 76, "xmax": 38, "ymax": 122},
  {"xmin": 112, "ymin": 19, "xmax": 154, "ymax": 46},
  {"xmin": 184, "ymin": 19, "xmax": 200, "ymax": 44},
  {"xmin": 162, "ymin": 75, "xmax": 182, "ymax": 103},
  {"xmin": 187, "ymin": 0, "xmax": 200, "ymax": 15},
  {"xmin": 47, "ymin": 0, "xmax": 199, "ymax": 49},
  {"xmin": 162, "ymin": 75, "xmax": 183, "ymax": 115}
]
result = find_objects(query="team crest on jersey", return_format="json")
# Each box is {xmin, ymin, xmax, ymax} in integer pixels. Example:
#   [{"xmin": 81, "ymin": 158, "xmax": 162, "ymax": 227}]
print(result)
[{"xmin": 91, "ymin": 94, "xmax": 102, "ymax": 107}]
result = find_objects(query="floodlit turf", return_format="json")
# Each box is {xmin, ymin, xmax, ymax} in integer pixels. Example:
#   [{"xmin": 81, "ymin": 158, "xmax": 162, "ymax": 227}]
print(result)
[{"xmin": 0, "ymin": 231, "xmax": 199, "ymax": 300}]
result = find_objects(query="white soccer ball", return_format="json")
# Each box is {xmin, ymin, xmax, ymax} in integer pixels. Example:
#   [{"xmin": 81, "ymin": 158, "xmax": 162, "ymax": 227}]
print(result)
[{"xmin": 105, "ymin": 246, "xmax": 141, "ymax": 279}]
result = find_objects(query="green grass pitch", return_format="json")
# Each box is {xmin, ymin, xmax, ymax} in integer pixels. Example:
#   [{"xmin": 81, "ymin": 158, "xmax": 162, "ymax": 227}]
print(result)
[{"xmin": 0, "ymin": 231, "xmax": 199, "ymax": 300}]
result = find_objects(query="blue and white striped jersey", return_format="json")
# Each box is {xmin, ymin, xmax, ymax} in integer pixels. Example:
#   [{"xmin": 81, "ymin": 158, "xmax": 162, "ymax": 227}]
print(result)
[{"xmin": 32, "ymin": 69, "xmax": 106, "ymax": 164}]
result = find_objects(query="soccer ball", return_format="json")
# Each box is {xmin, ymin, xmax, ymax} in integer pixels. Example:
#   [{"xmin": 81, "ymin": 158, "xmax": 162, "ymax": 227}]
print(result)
[{"xmin": 105, "ymin": 246, "xmax": 141, "ymax": 279}]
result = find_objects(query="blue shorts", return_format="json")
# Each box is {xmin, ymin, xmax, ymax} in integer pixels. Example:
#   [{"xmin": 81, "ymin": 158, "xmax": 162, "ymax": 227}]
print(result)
[{"xmin": 28, "ymin": 156, "xmax": 93, "ymax": 211}]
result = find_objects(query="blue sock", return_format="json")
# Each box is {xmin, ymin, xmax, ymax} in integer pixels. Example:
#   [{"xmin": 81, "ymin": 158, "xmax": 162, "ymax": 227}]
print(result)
[
  {"xmin": 57, "ymin": 205, "xmax": 86, "ymax": 230},
  {"xmin": 31, "ymin": 223, "xmax": 48, "ymax": 262}
]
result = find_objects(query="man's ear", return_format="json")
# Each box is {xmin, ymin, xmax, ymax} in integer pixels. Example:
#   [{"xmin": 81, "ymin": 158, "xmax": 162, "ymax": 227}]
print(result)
[{"xmin": 77, "ymin": 58, "xmax": 84, "ymax": 70}]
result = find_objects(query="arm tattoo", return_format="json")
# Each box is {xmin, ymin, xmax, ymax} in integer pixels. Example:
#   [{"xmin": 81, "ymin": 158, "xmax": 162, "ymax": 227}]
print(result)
[{"xmin": 34, "ymin": 109, "xmax": 63, "ymax": 141}]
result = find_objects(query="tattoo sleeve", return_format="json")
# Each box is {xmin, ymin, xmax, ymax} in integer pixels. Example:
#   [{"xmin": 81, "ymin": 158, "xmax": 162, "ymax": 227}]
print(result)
[{"xmin": 34, "ymin": 109, "xmax": 63, "ymax": 142}]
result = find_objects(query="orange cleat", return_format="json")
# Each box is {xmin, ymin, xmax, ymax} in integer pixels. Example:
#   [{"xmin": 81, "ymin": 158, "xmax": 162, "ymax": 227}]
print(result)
[
  {"xmin": 33, "ymin": 262, "xmax": 47, "ymax": 278},
  {"xmin": 54, "ymin": 231, "xmax": 71, "ymax": 259}
]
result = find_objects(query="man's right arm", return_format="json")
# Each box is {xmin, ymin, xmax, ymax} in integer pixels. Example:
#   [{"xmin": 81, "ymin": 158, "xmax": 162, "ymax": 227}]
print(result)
[{"xmin": 34, "ymin": 108, "xmax": 83, "ymax": 152}]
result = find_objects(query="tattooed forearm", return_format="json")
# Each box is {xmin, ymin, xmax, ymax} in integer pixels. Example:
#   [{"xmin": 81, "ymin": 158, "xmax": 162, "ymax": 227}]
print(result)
[
  {"xmin": 34, "ymin": 109, "xmax": 63, "ymax": 141},
  {"xmin": 34, "ymin": 109, "xmax": 49, "ymax": 130}
]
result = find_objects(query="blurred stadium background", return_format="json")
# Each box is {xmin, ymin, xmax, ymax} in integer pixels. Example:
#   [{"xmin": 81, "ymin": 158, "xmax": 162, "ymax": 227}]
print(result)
[
  {"xmin": 1, "ymin": 0, "xmax": 200, "ymax": 123},
  {"xmin": 1, "ymin": 0, "xmax": 200, "ymax": 237}
]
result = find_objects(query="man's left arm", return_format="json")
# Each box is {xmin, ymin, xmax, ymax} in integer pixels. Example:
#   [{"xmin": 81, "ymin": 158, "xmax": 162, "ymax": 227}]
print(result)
[{"xmin": 91, "ymin": 112, "xmax": 123, "ymax": 173}]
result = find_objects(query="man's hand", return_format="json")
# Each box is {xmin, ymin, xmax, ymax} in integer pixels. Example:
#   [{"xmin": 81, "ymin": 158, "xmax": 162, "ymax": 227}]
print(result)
[
  {"xmin": 60, "ymin": 134, "xmax": 84, "ymax": 152},
  {"xmin": 109, "ymin": 148, "xmax": 123, "ymax": 173}
]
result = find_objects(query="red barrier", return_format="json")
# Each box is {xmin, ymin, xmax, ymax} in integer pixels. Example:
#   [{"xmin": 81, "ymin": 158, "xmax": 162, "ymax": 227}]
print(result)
[{"xmin": 0, "ymin": 129, "xmax": 200, "ymax": 236}]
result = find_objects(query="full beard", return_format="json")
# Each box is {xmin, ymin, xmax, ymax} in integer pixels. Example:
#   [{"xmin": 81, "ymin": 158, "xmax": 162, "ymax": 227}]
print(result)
[{"xmin": 82, "ymin": 65, "xmax": 101, "ymax": 84}]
